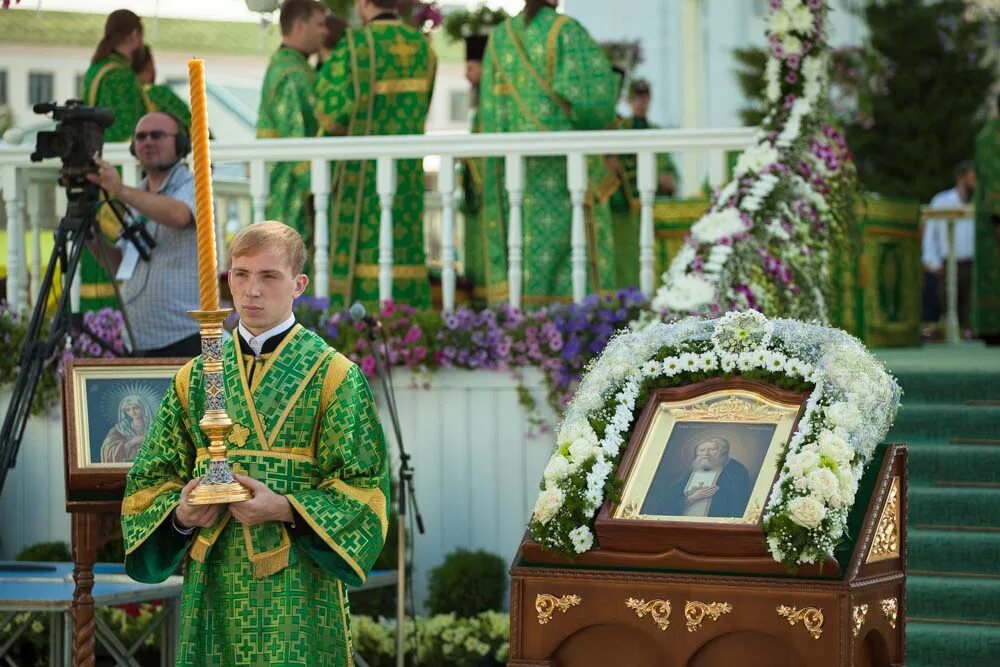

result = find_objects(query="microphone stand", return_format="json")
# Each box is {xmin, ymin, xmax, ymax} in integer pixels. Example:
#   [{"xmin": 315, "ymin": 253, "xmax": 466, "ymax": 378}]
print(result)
[{"xmin": 358, "ymin": 314, "xmax": 424, "ymax": 667}]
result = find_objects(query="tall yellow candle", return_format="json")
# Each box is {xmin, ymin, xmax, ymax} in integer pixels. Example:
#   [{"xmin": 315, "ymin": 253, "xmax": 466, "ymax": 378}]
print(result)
[{"xmin": 188, "ymin": 58, "xmax": 219, "ymax": 311}]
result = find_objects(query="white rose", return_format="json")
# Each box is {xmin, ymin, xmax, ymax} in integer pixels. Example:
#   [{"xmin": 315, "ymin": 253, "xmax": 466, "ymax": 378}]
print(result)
[
  {"xmin": 569, "ymin": 438, "xmax": 596, "ymax": 465},
  {"xmin": 787, "ymin": 495, "xmax": 827, "ymax": 529},
  {"xmin": 827, "ymin": 402, "xmax": 861, "ymax": 431},
  {"xmin": 805, "ymin": 468, "xmax": 840, "ymax": 504},
  {"xmin": 785, "ymin": 449, "xmax": 821, "ymax": 478},
  {"xmin": 569, "ymin": 525, "xmax": 595, "ymax": 553},
  {"xmin": 817, "ymin": 429, "xmax": 852, "ymax": 467},
  {"xmin": 532, "ymin": 486, "xmax": 565, "ymax": 525},
  {"xmin": 543, "ymin": 456, "xmax": 571, "ymax": 483}
]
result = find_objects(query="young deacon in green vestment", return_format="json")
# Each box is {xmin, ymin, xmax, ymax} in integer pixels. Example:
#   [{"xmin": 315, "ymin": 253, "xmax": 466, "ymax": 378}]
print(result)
[
  {"xmin": 974, "ymin": 95, "xmax": 1000, "ymax": 343},
  {"xmin": 80, "ymin": 10, "xmax": 149, "ymax": 311},
  {"xmin": 478, "ymin": 0, "xmax": 619, "ymax": 305},
  {"xmin": 257, "ymin": 0, "xmax": 329, "ymax": 275},
  {"xmin": 122, "ymin": 222, "xmax": 390, "ymax": 665},
  {"xmin": 315, "ymin": 0, "xmax": 436, "ymax": 310},
  {"xmin": 606, "ymin": 78, "xmax": 679, "ymax": 289}
]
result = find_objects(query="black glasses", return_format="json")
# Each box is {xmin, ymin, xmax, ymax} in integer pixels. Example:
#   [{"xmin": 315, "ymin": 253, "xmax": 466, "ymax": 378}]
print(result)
[{"xmin": 133, "ymin": 130, "xmax": 177, "ymax": 142}]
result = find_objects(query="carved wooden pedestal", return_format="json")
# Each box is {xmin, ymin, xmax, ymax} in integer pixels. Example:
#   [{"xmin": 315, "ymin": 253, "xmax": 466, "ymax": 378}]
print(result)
[{"xmin": 509, "ymin": 444, "xmax": 907, "ymax": 667}]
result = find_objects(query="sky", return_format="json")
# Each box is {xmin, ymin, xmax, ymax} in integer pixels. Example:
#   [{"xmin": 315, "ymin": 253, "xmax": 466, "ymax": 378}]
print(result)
[{"xmin": 7, "ymin": 0, "xmax": 525, "ymax": 22}]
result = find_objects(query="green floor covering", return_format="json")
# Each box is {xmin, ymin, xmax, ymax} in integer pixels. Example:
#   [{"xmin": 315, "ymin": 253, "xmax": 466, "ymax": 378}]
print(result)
[{"xmin": 877, "ymin": 344, "xmax": 1000, "ymax": 666}]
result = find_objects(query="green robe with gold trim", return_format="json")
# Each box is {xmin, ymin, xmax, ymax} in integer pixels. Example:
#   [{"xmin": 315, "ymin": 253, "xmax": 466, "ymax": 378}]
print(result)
[
  {"xmin": 608, "ymin": 115, "xmax": 679, "ymax": 289},
  {"xmin": 974, "ymin": 117, "xmax": 1000, "ymax": 338},
  {"xmin": 80, "ymin": 53, "xmax": 149, "ymax": 311},
  {"xmin": 315, "ymin": 19, "xmax": 436, "ymax": 310},
  {"xmin": 258, "ymin": 48, "xmax": 320, "ymax": 272},
  {"xmin": 478, "ymin": 7, "xmax": 618, "ymax": 305},
  {"xmin": 122, "ymin": 325, "xmax": 389, "ymax": 666},
  {"xmin": 143, "ymin": 83, "xmax": 192, "ymax": 130}
]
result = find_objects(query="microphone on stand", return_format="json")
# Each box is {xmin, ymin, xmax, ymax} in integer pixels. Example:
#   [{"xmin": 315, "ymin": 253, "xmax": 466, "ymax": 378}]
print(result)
[{"xmin": 350, "ymin": 301, "xmax": 425, "ymax": 667}]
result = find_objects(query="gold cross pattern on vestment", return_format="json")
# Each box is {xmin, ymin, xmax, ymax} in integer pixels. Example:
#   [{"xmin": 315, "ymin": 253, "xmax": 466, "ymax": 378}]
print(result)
[
  {"xmin": 228, "ymin": 423, "xmax": 251, "ymax": 447},
  {"xmin": 388, "ymin": 34, "xmax": 419, "ymax": 68}
]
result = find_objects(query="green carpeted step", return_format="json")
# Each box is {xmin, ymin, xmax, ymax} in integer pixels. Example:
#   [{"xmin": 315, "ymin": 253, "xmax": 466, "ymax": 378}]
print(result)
[
  {"xmin": 908, "ymin": 486, "xmax": 1000, "ymax": 528},
  {"xmin": 908, "ymin": 528, "xmax": 1000, "ymax": 576},
  {"xmin": 886, "ymin": 404, "xmax": 1000, "ymax": 442},
  {"xmin": 891, "ymin": 371, "xmax": 1000, "ymax": 404},
  {"xmin": 907, "ymin": 574, "xmax": 1000, "ymax": 623},
  {"xmin": 905, "ymin": 621, "xmax": 1000, "ymax": 667},
  {"xmin": 907, "ymin": 443, "xmax": 1000, "ymax": 484}
]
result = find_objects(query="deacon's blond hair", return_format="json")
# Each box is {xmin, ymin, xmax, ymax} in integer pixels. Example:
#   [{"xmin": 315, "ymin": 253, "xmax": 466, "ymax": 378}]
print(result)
[{"xmin": 228, "ymin": 221, "xmax": 306, "ymax": 275}]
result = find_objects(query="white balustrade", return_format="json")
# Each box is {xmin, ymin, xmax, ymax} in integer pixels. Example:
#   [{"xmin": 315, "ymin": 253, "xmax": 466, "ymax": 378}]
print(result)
[{"xmin": 0, "ymin": 127, "xmax": 757, "ymax": 313}]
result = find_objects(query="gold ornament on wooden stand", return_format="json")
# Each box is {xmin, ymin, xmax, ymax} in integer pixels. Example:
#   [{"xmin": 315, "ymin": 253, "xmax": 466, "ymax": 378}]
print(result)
[{"xmin": 185, "ymin": 58, "xmax": 251, "ymax": 505}]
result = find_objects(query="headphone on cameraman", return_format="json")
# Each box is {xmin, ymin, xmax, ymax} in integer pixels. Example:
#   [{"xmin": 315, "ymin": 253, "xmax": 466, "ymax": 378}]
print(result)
[{"xmin": 128, "ymin": 111, "xmax": 191, "ymax": 159}]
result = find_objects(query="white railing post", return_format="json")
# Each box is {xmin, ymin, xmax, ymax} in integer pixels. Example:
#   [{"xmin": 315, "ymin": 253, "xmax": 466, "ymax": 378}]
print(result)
[
  {"xmin": 376, "ymin": 157, "xmax": 397, "ymax": 304},
  {"xmin": 249, "ymin": 160, "xmax": 267, "ymax": 223},
  {"xmin": 438, "ymin": 155, "xmax": 457, "ymax": 312},
  {"xmin": 566, "ymin": 152, "xmax": 587, "ymax": 303},
  {"xmin": 945, "ymin": 218, "xmax": 960, "ymax": 344},
  {"xmin": 504, "ymin": 154, "xmax": 524, "ymax": 309},
  {"xmin": 2, "ymin": 166, "xmax": 25, "ymax": 313},
  {"xmin": 707, "ymin": 148, "xmax": 726, "ymax": 192},
  {"xmin": 637, "ymin": 151, "xmax": 657, "ymax": 295},
  {"xmin": 310, "ymin": 159, "xmax": 331, "ymax": 300}
]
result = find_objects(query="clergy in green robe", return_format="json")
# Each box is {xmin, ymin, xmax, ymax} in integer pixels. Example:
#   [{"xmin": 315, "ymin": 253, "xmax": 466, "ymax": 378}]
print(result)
[
  {"xmin": 122, "ymin": 222, "xmax": 389, "ymax": 665},
  {"xmin": 315, "ymin": 0, "xmax": 436, "ymax": 310},
  {"xmin": 476, "ymin": 1, "xmax": 618, "ymax": 305},
  {"xmin": 459, "ymin": 34, "xmax": 489, "ymax": 301},
  {"xmin": 134, "ymin": 45, "xmax": 193, "ymax": 130},
  {"xmin": 607, "ymin": 79, "xmax": 679, "ymax": 289},
  {"xmin": 257, "ymin": 1, "xmax": 328, "ymax": 278},
  {"xmin": 80, "ymin": 10, "xmax": 148, "ymax": 311},
  {"xmin": 973, "ymin": 102, "xmax": 1000, "ymax": 342}
]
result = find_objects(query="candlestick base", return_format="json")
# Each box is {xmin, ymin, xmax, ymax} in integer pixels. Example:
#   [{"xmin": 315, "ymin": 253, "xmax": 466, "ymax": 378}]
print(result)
[{"xmin": 189, "ymin": 460, "xmax": 253, "ymax": 505}]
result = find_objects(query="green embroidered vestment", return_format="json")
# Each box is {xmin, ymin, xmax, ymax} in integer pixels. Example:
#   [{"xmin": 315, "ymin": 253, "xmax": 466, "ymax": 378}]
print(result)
[
  {"xmin": 315, "ymin": 19, "xmax": 436, "ymax": 310},
  {"xmin": 258, "ymin": 48, "xmax": 320, "ymax": 273},
  {"xmin": 79, "ymin": 53, "xmax": 149, "ymax": 311},
  {"xmin": 143, "ymin": 83, "xmax": 192, "ymax": 130},
  {"xmin": 122, "ymin": 326, "xmax": 389, "ymax": 666},
  {"xmin": 974, "ymin": 117, "xmax": 1000, "ymax": 338},
  {"xmin": 478, "ymin": 8, "xmax": 618, "ymax": 305}
]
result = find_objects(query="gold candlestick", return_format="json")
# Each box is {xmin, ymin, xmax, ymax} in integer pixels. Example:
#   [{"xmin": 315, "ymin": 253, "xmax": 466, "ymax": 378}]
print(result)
[{"xmin": 186, "ymin": 58, "xmax": 250, "ymax": 505}]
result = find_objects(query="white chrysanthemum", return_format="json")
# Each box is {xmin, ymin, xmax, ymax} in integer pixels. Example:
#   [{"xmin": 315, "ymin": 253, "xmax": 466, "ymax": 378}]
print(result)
[
  {"xmin": 569, "ymin": 438, "xmax": 597, "ymax": 465},
  {"xmin": 691, "ymin": 208, "xmax": 745, "ymax": 243},
  {"xmin": 569, "ymin": 525, "xmax": 594, "ymax": 553},
  {"xmin": 532, "ymin": 486, "xmax": 565, "ymax": 525},
  {"xmin": 655, "ymin": 274, "xmax": 716, "ymax": 312},
  {"xmin": 787, "ymin": 4, "xmax": 814, "ymax": 32},
  {"xmin": 765, "ymin": 56, "xmax": 782, "ymax": 103},
  {"xmin": 770, "ymin": 9, "xmax": 792, "ymax": 34},
  {"xmin": 782, "ymin": 35, "xmax": 803, "ymax": 56},
  {"xmin": 787, "ymin": 495, "xmax": 827, "ymax": 528},
  {"xmin": 543, "ymin": 455, "xmax": 571, "ymax": 483},
  {"xmin": 735, "ymin": 144, "xmax": 780, "ymax": 177}
]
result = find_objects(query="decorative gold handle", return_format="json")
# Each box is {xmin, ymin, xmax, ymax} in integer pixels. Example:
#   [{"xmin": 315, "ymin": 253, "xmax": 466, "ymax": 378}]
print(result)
[
  {"xmin": 685, "ymin": 601, "xmax": 732, "ymax": 632},
  {"xmin": 776, "ymin": 605, "xmax": 824, "ymax": 639},
  {"xmin": 626, "ymin": 598, "xmax": 671, "ymax": 631},
  {"xmin": 880, "ymin": 598, "xmax": 898, "ymax": 629},
  {"xmin": 535, "ymin": 593, "xmax": 581, "ymax": 625}
]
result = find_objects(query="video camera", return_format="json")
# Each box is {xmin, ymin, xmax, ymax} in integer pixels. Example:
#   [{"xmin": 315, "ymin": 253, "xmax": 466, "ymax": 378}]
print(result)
[{"xmin": 30, "ymin": 100, "xmax": 114, "ymax": 186}]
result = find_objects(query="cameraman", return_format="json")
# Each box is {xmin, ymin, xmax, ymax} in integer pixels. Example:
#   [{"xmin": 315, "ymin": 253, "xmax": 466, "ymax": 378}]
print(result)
[{"xmin": 86, "ymin": 111, "xmax": 202, "ymax": 357}]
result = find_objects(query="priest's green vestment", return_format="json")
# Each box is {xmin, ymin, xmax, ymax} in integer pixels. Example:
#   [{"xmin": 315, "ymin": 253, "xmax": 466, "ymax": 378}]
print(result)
[
  {"xmin": 122, "ymin": 326, "xmax": 389, "ymax": 666},
  {"xmin": 478, "ymin": 7, "xmax": 618, "ymax": 305},
  {"xmin": 79, "ymin": 53, "xmax": 149, "ymax": 311},
  {"xmin": 315, "ymin": 19, "xmax": 436, "ymax": 310},
  {"xmin": 257, "ymin": 48, "xmax": 320, "ymax": 273},
  {"xmin": 608, "ymin": 115, "xmax": 678, "ymax": 289},
  {"xmin": 143, "ymin": 83, "xmax": 192, "ymax": 130},
  {"xmin": 974, "ymin": 117, "xmax": 1000, "ymax": 339},
  {"xmin": 460, "ymin": 109, "xmax": 490, "ymax": 300}
]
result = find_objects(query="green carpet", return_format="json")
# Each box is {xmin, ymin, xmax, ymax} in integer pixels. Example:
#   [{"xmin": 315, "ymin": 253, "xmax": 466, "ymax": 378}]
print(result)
[{"xmin": 877, "ymin": 344, "xmax": 1000, "ymax": 667}]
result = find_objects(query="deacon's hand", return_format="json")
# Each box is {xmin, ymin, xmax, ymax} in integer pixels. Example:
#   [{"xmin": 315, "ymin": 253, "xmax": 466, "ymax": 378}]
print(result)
[
  {"xmin": 85, "ymin": 158, "xmax": 125, "ymax": 199},
  {"xmin": 229, "ymin": 473, "xmax": 294, "ymax": 526},
  {"xmin": 685, "ymin": 485, "xmax": 719, "ymax": 505},
  {"xmin": 175, "ymin": 478, "xmax": 225, "ymax": 529}
]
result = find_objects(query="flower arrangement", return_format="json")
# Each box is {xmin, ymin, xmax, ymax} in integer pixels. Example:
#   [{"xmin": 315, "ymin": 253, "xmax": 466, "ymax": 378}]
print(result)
[
  {"xmin": 400, "ymin": 0, "xmax": 443, "ymax": 33},
  {"xmin": 528, "ymin": 311, "xmax": 900, "ymax": 566},
  {"xmin": 650, "ymin": 0, "xmax": 857, "ymax": 323},
  {"xmin": 352, "ymin": 611, "xmax": 509, "ymax": 666},
  {"xmin": 442, "ymin": 4, "xmax": 508, "ymax": 41}
]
